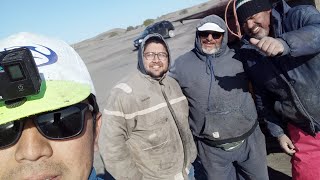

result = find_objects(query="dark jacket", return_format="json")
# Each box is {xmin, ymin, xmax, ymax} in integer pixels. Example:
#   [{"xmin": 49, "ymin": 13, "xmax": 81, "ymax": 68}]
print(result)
[
  {"xmin": 239, "ymin": 0, "xmax": 320, "ymax": 137},
  {"xmin": 169, "ymin": 15, "xmax": 258, "ymax": 145}
]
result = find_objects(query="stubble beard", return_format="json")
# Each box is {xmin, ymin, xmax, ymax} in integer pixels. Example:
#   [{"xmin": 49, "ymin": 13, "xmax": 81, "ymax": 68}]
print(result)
[
  {"xmin": 202, "ymin": 44, "xmax": 220, "ymax": 55},
  {"xmin": 251, "ymin": 25, "xmax": 270, "ymax": 40},
  {"xmin": 2, "ymin": 162, "xmax": 69, "ymax": 180},
  {"xmin": 147, "ymin": 62, "xmax": 167, "ymax": 79}
]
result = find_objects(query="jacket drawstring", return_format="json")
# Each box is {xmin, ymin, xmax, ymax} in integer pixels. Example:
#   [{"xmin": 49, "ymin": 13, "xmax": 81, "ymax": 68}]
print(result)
[{"xmin": 206, "ymin": 55, "xmax": 215, "ymax": 111}]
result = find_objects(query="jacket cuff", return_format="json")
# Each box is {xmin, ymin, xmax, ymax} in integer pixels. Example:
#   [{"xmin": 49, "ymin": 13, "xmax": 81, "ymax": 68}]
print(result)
[
  {"xmin": 277, "ymin": 38, "xmax": 290, "ymax": 56},
  {"xmin": 264, "ymin": 115, "xmax": 285, "ymax": 137},
  {"xmin": 266, "ymin": 120, "xmax": 285, "ymax": 137}
]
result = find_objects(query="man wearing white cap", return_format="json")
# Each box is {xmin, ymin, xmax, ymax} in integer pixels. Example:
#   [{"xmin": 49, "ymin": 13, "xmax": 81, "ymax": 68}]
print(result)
[
  {"xmin": 0, "ymin": 32, "xmax": 103, "ymax": 180},
  {"xmin": 169, "ymin": 15, "xmax": 268, "ymax": 179}
]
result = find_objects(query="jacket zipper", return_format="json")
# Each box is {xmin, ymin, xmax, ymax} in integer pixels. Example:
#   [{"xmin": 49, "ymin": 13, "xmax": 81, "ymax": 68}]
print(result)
[
  {"xmin": 159, "ymin": 80, "xmax": 188, "ymax": 179},
  {"xmin": 279, "ymin": 73, "xmax": 316, "ymax": 135}
]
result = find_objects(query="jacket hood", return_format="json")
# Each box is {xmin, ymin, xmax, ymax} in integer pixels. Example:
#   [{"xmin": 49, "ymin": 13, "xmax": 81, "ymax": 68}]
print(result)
[
  {"xmin": 194, "ymin": 15, "xmax": 229, "ymax": 60},
  {"xmin": 273, "ymin": 0, "xmax": 291, "ymax": 16},
  {"xmin": 137, "ymin": 33, "xmax": 171, "ymax": 77}
]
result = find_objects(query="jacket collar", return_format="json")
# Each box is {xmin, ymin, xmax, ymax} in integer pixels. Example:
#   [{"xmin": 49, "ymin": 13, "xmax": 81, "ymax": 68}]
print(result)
[
  {"xmin": 139, "ymin": 71, "xmax": 167, "ymax": 84},
  {"xmin": 271, "ymin": 0, "xmax": 291, "ymax": 37},
  {"xmin": 88, "ymin": 168, "xmax": 103, "ymax": 180}
]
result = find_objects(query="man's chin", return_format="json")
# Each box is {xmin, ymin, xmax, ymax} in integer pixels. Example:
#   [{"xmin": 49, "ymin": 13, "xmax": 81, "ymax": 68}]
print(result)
[
  {"xmin": 148, "ymin": 71, "xmax": 165, "ymax": 79},
  {"xmin": 251, "ymin": 30, "xmax": 269, "ymax": 40},
  {"xmin": 203, "ymin": 48, "xmax": 219, "ymax": 55},
  {"xmin": 252, "ymin": 34, "xmax": 263, "ymax": 40}
]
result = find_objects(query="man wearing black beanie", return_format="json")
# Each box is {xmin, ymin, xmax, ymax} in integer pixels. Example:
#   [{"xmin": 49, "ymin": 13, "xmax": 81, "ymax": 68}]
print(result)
[{"xmin": 235, "ymin": 0, "xmax": 320, "ymax": 180}]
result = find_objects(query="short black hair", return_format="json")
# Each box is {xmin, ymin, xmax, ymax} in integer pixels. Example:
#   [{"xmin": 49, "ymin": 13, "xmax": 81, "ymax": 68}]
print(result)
[{"xmin": 144, "ymin": 36, "xmax": 168, "ymax": 54}]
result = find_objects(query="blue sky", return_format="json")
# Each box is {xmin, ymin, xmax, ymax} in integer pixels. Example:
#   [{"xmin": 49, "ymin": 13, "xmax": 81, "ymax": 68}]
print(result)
[{"xmin": 2, "ymin": 0, "xmax": 209, "ymax": 44}]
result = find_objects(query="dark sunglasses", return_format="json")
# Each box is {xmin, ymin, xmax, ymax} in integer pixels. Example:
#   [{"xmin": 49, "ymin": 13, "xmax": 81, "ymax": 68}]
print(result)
[
  {"xmin": 0, "ymin": 103, "xmax": 92, "ymax": 149},
  {"xmin": 198, "ymin": 31, "xmax": 223, "ymax": 39}
]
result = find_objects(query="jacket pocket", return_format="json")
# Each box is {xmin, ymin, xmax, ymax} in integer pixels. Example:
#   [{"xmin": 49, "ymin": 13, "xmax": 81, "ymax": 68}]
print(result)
[
  {"xmin": 129, "ymin": 117, "xmax": 170, "ymax": 151},
  {"xmin": 201, "ymin": 109, "xmax": 255, "ymax": 141},
  {"xmin": 127, "ymin": 117, "xmax": 179, "ymax": 174}
]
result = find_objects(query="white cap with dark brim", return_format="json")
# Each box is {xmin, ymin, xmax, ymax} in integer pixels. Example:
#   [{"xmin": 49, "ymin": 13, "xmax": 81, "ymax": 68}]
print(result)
[
  {"xmin": 197, "ymin": 22, "xmax": 225, "ymax": 32},
  {"xmin": 0, "ymin": 32, "xmax": 95, "ymax": 125}
]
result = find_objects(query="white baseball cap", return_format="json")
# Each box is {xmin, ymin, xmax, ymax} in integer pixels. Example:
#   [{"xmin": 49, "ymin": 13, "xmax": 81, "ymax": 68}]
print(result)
[
  {"xmin": 197, "ymin": 22, "xmax": 225, "ymax": 32},
  {"xmin": 0, "ymin": 32, "xmax": 95, "ymax": 125}
]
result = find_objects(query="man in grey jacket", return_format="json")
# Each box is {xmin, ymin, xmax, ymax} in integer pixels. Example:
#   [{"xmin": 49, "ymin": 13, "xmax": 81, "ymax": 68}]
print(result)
[
  {"xmin": 101, "ymin": 33, "xmax": 197, "ymax": 180},
  {"xmin": 169, "ymin": 15, "xmax": 268, "ymax": 180}
]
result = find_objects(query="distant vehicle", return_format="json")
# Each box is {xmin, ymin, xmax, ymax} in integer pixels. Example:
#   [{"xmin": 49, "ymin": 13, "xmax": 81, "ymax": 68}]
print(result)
[{"xmin": 133, "ymin": 20, "xmax": 175, "ymax": 49}]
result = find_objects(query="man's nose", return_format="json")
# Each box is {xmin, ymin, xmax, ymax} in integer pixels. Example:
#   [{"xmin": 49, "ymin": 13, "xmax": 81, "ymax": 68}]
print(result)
[
  {"xmin": 246, "ymin": 19, "xmax": 255, "ymax": 29},
  {"xmin": 152, "ymin": 54, "xmax": 161, "ymax": 62},
  {"xmin": 207, "ymin": 34, "xmax": 214, "ymax": 41},
  {"xmin": 15, "ymin": 119, "xmax": 53, "ymax": 162}
]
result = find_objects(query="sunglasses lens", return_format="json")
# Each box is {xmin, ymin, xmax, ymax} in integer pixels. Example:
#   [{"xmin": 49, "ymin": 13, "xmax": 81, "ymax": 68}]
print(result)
[
  {"xmin": 199, "ymin": 31, "xmax": 222, "ymax": 39},
  {"xmin": 198, "ymin": 31, "xmax": 208, "ymax": 37},
  {"xmin": 36, "ymin": 105, "xmax": 86, "ymax": 139},
  {"xmin": 212, "ymin": 33, "xmax": 222, "ymax": 39},
  {"xmin": 0, "ymin": 121, "xmax": 23, "ymax": 148}
]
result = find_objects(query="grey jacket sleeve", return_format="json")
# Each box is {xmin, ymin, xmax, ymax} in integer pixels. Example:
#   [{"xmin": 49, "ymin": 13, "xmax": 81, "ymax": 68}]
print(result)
[
  {"xmin": 279, "ymin": 5, "xmax": 320, "ymax": 57},
  {"xmin": 100, "ymin": 90, "xmax": 143, "ymax": 180},
  {"xmin": 168, "ymin": 62, "xmax": 179, "ymax": 82}
]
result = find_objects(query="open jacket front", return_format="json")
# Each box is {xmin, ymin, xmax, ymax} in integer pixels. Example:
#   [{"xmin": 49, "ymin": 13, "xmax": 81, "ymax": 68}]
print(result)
[{"xmin": 239, "ymin": 0, "xmax": 320, "ymax": 136}]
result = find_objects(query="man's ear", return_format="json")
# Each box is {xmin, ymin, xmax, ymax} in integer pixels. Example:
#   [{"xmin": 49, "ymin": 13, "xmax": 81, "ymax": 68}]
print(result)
[{"xmin": 93, "ymin": 112, "xmax": 102, "ymax": 152}]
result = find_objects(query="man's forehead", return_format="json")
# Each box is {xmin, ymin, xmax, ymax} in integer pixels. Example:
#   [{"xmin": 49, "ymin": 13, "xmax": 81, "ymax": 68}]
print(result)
[
  {"xmin": 245, "ymin": 10, "xmax": 270, "ymax": 21},
  {"xmin": 144, "ymin": 42, "xmax": 166, "ymax": 50}
]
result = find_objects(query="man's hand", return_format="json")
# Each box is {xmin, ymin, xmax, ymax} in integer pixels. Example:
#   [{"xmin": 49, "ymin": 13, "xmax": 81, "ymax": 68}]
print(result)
[
  {"xmin": 250, "ymin": 37, "xmax": 284, "ymax": 57},
  {"xmin": 277, "ymin": 134, "xmax": 297, "ymax": 155}
]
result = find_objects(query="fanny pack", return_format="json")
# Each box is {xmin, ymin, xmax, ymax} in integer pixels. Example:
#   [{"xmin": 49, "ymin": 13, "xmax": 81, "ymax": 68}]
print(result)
[
  {"xmin": 196, "ymin": 120, "xmax": 258, "ymax": 149},
  {"xmin": 215, "ymin": 140, "xmax": 245, "ymax": 151}
]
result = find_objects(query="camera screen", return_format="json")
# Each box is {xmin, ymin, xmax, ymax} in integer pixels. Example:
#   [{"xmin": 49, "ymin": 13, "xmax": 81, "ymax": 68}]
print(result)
[{"xmin": 7, "ymin": 64, "xmax": 25, "ymax": 81}]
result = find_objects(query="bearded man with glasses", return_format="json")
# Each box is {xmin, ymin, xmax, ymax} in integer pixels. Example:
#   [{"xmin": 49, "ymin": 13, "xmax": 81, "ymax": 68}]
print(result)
[
  {"xmin": 0, "ymin": 32, "xmax": 102, "ymax": 180},
  {"xmin": 169, "ymin": 15, "xmax": 269, "ymax": 180},
  {"xmin": 101, "ymin": 33, "xmax": 196, "ymax": 179}
]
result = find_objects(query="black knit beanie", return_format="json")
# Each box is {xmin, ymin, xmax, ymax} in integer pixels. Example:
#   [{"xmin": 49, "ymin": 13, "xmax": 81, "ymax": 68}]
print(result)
[{"xmin": 236, "ymin": 0, "xmax": 272, "ymax": 24}]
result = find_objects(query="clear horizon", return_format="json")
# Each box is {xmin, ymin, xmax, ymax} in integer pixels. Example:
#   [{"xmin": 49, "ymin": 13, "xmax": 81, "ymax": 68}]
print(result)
[{"xmin": 2, "ymin": 0, "xmax": 209, "ymax": 44}]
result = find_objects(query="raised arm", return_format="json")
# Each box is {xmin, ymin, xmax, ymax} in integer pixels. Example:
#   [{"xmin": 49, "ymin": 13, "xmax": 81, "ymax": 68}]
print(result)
[{"xmin": 279, "ymin": 5, "xmax": 320, "ymax": 57}]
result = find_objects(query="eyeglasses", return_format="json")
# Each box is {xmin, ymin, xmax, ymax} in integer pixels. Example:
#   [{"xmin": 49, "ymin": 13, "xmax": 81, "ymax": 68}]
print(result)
[
  {"xmin": 0, "ymin": 103, "xmax": 92, "ymax": 149},
  {"xmin": 198, "ymin": 31, "xmax": 223, "ymax": 39},
  {"xmin": 144, "ymin": 52, "xmax": 168, "ymax": 61}
]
